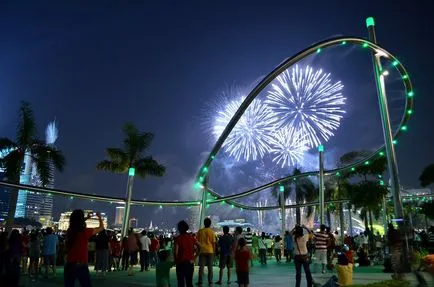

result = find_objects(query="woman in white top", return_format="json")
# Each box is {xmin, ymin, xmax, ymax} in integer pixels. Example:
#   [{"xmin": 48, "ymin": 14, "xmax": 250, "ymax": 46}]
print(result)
[{"xmin": 292, "ymin": 225, "xmax": 313, "ymax": 287}]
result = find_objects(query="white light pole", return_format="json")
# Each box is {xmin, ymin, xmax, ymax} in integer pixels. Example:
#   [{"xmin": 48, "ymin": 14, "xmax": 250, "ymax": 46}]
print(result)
[
  {"xmin": 121, "ymin": 167, "xmax": 135, "ymax": 238},
  {"xmin": 318, "ymin": 145, "xmax": 325, "ymax": 225}
]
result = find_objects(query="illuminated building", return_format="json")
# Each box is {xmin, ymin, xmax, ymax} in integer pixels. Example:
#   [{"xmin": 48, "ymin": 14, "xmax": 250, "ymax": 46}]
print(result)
[
  {"xmin": 114, "ymin": 206, "xmax": 124, "ymax": 226},
  {"xmin": 58, "ymin": 210, "xmax": 108, "ymax": 231}
]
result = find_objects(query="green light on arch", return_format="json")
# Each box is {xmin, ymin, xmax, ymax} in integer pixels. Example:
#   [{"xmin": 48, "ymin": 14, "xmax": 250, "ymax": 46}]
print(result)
[{"xmin": 366, "ymin": 17, "xmax": 375, "ymax": 27}]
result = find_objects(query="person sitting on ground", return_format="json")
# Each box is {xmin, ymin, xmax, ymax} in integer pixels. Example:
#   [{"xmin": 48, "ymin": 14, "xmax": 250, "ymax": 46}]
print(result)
[
  {"xmin": 156, "ymin": 250, "xmax": 174, "ymax": 287},
  {"xmin": 335, "ymin": 245, "xmax": 354, "ymax": 286}
]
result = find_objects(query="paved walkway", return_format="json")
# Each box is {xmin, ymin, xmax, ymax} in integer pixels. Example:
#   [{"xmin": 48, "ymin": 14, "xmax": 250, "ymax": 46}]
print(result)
[{"xmin": 15, "ymin": 261, "xmax": 425, "ymax": 286}]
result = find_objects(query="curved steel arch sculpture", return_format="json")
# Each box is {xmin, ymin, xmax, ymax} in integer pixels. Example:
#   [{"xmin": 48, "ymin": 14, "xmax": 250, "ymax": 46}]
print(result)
[{"xmin": 194, "ymin": 36, "xmax": 414, "ymax": 223}]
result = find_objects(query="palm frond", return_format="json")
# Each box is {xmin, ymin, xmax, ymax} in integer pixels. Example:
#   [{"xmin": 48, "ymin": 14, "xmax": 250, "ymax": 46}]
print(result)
[
  {"xmin": 420, "ymin": 163, "xmax": 434, "ymax": 187},
  {"xmin": 1, "ymin": 149, "xmax": 24, "ymax": 183},
  {"xmin": 0, "ymin": 138, "xmax": 17, "ymax": 152},
  {"xmin": 17, "ymin": 101, "xmax": 37, "ymax": 146},
  {"xmin": 35, "ymin": 158, "xmax": 51, "ymax": 186},
  {"xmin": 106, "ymin": 148, "xmax": 128, "ymax": 164},
  {"xmin": 96, "ymin": 160, "xmax": 127, "ymax": 173},
  {"xmin": 30, "ymin": 142, "xmax": 66, "ymax": 172},
  {"xmin": 134, "ymin": 156, "xmax": 165, "ymax": 178}
]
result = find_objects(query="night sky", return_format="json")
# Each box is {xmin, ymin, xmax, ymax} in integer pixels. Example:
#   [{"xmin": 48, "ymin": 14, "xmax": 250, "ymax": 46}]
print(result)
[{"xmin": 1, "ymin": 1, "xmax": 433, "ymax": 227}]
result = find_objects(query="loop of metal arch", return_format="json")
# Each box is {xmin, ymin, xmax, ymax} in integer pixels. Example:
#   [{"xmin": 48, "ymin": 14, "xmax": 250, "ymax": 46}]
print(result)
[
  {"xmin": 0, "ymin": 36, "xmax": 414, "ymax": 211},
  {"xmin": 195, "ymin": 36, "xmax": 413, "ymax": 210}
]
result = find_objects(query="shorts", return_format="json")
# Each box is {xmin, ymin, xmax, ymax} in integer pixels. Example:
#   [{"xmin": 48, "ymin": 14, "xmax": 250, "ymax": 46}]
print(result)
[
  {"xmin": 219, "ymin": 254, "xmax": 233, "ymax": 268},
  {"xmin": 199, "ymin": 253, "xmax": 214, "ymax": 267},
  {"xmin": 236, "ymin": 271, "xmax": 249, "ymax": 284},
  {"xmin": 315, "ymin": 249, "xmax": 327, "ymax": 265},
  {"xmin": 44, "ymin": 254, "xmax": 56, "ymax": 266}
]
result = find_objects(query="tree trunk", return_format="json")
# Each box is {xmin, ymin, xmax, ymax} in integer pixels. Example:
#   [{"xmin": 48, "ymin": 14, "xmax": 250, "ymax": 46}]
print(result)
[
  {"xmin": 339, "ymin": 203, "xmax": 345, "ymax": 242},
  {"xmin": 368, "ymin": 209, "xmax": 374, "ymax": 231},
  {"xmin": 348, "ymin": 205, "xmax": 353, "ymax": 236},
  {"xmin": 364, "ymin": 214, "xmax": 369, "ymax": 231}
]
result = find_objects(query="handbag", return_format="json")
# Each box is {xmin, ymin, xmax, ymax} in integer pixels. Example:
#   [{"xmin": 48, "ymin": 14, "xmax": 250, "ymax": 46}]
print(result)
[{"xmin": 295, "ymin": 237, "xmax": 311, "ymax": 264}]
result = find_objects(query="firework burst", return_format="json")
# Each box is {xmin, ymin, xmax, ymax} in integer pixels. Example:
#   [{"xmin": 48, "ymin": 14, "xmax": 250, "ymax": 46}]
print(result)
[
  {"xmin": 266, "ymin": 64, "xmax": 346, "ymax": 147},
  {"xmin": 213, "ymin": 94, "xmax": 275, "ymax": 161},
  {"xmin": 269, "ymin": 126, "xmax": 310, "ymax": 168}
]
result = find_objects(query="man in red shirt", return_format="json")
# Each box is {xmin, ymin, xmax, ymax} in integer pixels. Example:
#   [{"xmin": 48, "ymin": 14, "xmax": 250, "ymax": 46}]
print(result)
[{"xmin": 174, "ymin": 220, "xmax": 200, "ymax": 287}]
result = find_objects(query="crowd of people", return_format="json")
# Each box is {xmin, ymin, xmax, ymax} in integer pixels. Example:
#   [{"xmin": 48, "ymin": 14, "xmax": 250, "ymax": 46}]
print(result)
[{"xmin": 1, "ymin": 210, "xmax": 434, "ymax": 287}]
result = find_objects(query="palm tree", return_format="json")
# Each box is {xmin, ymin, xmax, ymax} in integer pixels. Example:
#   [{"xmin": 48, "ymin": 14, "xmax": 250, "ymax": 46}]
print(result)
[
  {"xmin": 0, "ymin": 101, "xmax": 65, "ymax": 232},
  {"xmin": 271, "ymin": 168, "xmax": 317, "ymax": 226},
  {"xmin": 97, "ymin": 122, "xmax": 165, "ymax": 236},
  {"xmin": 420, "ymin": 163, "xmax": 434, "ymax": 187}
]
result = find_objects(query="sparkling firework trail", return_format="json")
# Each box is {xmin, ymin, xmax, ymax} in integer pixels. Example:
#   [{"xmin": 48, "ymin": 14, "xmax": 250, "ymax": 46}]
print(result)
[
  {"xmin": 213, "ymin": 95, "xmax": 275, "ymax": 161},
  {"xmin": 266, "ymin": 64, "xmax": 346, "ymax": 147},
  {"xmin": 269, "ymin": 126, "xmax": 310, "ymax": 168},
  {"xmin": 46, "ymin": 120, "xmax": 58, "ymax": 145}
]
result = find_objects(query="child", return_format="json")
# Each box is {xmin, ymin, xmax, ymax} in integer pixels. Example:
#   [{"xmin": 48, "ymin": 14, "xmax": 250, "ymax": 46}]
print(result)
[
  {"xmin": 156, "ymin": 250, "xmax": 174, "ymax": 287},
  {"xmin": 235, "ymin": 238, "xmax": 252, "ymax": 287}
]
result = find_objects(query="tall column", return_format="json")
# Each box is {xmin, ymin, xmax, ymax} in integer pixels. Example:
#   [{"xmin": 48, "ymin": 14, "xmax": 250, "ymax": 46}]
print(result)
[
  {"xmin": 199, "ymin": 176, "xmax": 208, "ymax": 229},
  {"xmin": 318, "ymin": 145, "xmax": 325, "ymax": 225},
  {"xmin": 121, "ymin": 167, "xmax": 135, "ymax": 238},
  {"xmin": 366, "ymin": 16, "xmax": 408, "ymax": 266},
  {"xmin": 280, "ymin": 187, "xmax": 286, "ymax": 234}
]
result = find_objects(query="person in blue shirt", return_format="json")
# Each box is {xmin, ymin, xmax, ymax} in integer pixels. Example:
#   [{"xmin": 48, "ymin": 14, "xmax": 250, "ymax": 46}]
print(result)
[
  {"xmin": 215, "ymin": 226, "xmax": 234, "ymax": 285},
  {"xmin": 43, "ymin": 227, "xmax": 59, "ymax": 278},
  {"xmin": 284, "ymin": 231, "xmax": 294, "ymax": 263}
]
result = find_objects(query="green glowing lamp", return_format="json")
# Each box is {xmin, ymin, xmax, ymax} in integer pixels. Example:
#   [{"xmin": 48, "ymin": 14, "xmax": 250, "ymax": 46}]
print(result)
[
  {"xmin": 280, "ymin": 185, "xmax": 284, "ymax": 192},
  {"xmin": 159, "ymin": 205, "xmax": 163, "ymax": 209},
  {"xmin": 408, "ymin": 91, "xmax": 414, "ymax": 97},
  {"xmin": 392, "ymin": 139, "xmax": 398, "ymax": 145},
  {"xmin": 128, "ymin": 167, "xmax": 135, "ymax": 176},
  {"xmin": 211, "ymin": 155, "xmax": 215, "ymax": 160},
  {"xmin": 379, "ymin": 151, "xmax": 385, "ymax": 156},
  {"xmin": 336, "ymin": 172, "xmax": 340, "ymax": 176},
  {"xmin": 316, "ymin": 48, "xmax": 322, "ymax": 54},
  {"xmin": 341, "ymin": 41, "xmax": 347, "ymax": 45},
  {"xmin": 203, "ymin": 166, "xmax": 208, "ymax": 173},
  {"xmin": 362, "ymin": 42, "xmax": 369, "ymax": 48},
  {"xmin": 364, "ymin": 161, "xmax": 370, "ymax": 165},
  {"xmin": 351, "ymin": 167, "xmax": 355, "ymax": 171},
  {"xmin": 402, "ymin": 74, "xmax": 409, "ymax": 80},
  {"xmin": 70, "ymin": 196, "xmax": 74, "ymax": 200},
  {"xmin": 231, "ymin": 204, "xmax": 234, "ymax": 208},
  {"xmin": 407, "ymin": 109, "xmax": 413, "ymax": 115},
  {"xmin": 392, "ymin": 60, "xmax": 399, "ymax": 66},
  {"xmin": 366, "ymin": 17, "xmax": 375, "ymax": 27},
  {"xmin": 401, "ymin": 125, "xmax": 407, "ymax": 131},
  {"xmin": 318, "ymin": 145, "xmax": 324, "ymax": 152}
]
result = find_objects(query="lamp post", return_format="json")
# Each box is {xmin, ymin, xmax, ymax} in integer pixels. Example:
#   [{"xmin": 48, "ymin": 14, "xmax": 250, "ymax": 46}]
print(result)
[
  {"xmin": 318, "ymin": 145, "xmax": 325, "ymax": 225},
  {"xmin": 366, "ymin": 16, "xmax": 408, "ymax": 265},
  {"xmin": 199, "ymin": 176, "xmax": 208, "ymax": 229},
  {"xmin": 121, "ymin": 167, "xmax": 135, "ymax": 238}
]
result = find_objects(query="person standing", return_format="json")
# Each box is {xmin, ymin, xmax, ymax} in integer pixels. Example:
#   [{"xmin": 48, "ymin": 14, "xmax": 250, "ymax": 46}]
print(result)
[
  {"xmin": 64, "ymin": 210, "xmax": 104, "ymax": 287},
  {"xmin": 274, "ymin": 235, "xmax": 282, "ymax": 263},
  {"xmin": 109, "ymin": 234, "xmax": 121, "ymax": 271},
  {"xmin": 174, "ymin": 220, "xmax": 200, "ymax": 287},
  {"xmin": 95, "ymin": 230, "xmax": 110, "ymax": 277},
  {"xmin": 251, "ymin": 234, "xmax": 258, "ymax": 261},
  {"xmin": 139, "ymin": 230, "xmax": 151, "ymax": 272},
  {"xmin": 196, "ymin": 218, "xmax": 216, "ymax": 285},
  {"xmin": 29, "ymin": 231, "xmax": 42, "ymax": 282},
  {"xmin": 258, "ymin": 232, "xmax": 267, "ymax": 265},
  {"xmin": 234, "ymin": 238, "xmax": 252, "ymax": 287},
  {"xmin": 149, "ymin": 233, "xmax": 160, "ymax": 267},
  {"xmin": 244, "ymin": 228, "xmax": 253, "ymax": 267},
  {"xmin": 43, "ymin": 227, "xmax": 58, "ymax": 278},
  {"xmin": 127, "ymin": 230, "xmax": 139, "ymax": 276},
  {"xmin": 314, "ymin": 224, "xmax": 328, "ymax": 274},
  {"xmin": 293, "ymin": 225, "xmax": 313, "ymax": 287},
  {"xmin": 284, "ymin": 231, "xmax": 294, "ymax": 263},
  {"xmin": 215, "ymin": 226, "xmax": 234, "ymax": 285}
]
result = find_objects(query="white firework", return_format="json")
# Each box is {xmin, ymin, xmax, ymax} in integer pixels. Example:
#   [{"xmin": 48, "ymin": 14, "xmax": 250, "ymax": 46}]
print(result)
[
  {"xmin": 266, "ymin": 64, "xmax": 346, "ymax": 147},
  {"xmin": 213, "ymin": 95, "xmax": 275, "ymax": 161},
  {"xmin": 269, "ymin": 126, "xmax": 310, "ymax": 168},
  {"xmin": 46, "ymin": 120, "xmax": 58, "ymax": 145}
]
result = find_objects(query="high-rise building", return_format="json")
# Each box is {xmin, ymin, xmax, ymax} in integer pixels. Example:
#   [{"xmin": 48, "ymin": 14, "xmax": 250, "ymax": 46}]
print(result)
[
  {"xmin": 0, "ymin": 121, "xmax": 58, "ymax": 225},
  {"xmin": 114, "ymin": 206, "xmax": 124, "ymax": 226},
  {"xmin": 0, "ymin": 171, "xmax": 9, "ymax": 223}
]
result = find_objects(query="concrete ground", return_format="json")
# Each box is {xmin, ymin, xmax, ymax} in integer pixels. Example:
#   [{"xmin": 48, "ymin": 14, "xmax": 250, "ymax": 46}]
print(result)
[{"xmin": 15, "ymin": 260, "xmax": 425, "ymax": 287}]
